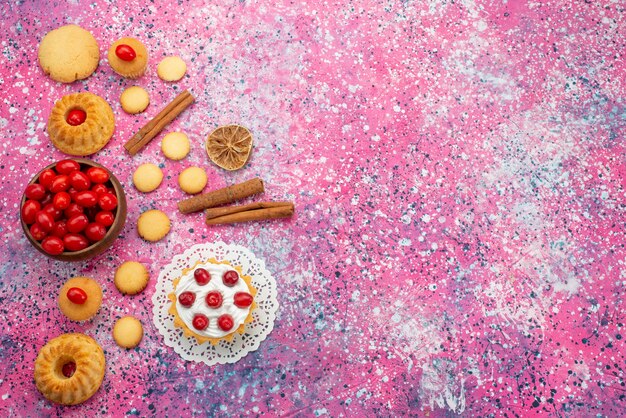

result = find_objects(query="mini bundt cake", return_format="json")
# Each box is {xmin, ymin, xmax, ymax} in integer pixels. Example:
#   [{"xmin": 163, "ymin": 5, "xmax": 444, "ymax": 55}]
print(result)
[
  {"xmin": 47, "ymin": 92, "xmax": 115, "ymax": 156},
  {"xmin": 34, "ymin": 333, "xmax": 105, "ymax": 405}
]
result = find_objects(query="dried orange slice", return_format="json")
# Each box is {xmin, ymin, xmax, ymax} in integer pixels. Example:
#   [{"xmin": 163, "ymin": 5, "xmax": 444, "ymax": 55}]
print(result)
[{"xmin": 205, "ymin": 125, "xmax": 253, "ymax": 171}]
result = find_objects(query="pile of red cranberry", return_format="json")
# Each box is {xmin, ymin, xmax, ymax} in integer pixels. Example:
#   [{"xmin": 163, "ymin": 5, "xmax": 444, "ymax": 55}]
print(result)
[{"xmin": 21, "ymin": 159, "xmax": 117, "ymax": 255}]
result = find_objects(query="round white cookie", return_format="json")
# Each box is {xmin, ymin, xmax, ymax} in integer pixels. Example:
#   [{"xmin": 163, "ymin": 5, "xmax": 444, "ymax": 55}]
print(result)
[
  {"xmin": 178, "ymin": 167, "xmax": 207, "ymax": 194},
  {"xmin": 120, "ymin": 86, "xmax": 150, "ymax": 114},
  {"xmin": 157, "ymin": 56, "xmax": 187, "ymax": 81},
  {"xmin": 161, "ymin": 132, "xmax": 190, "ymax": 160},
  {"xmin": 133, "ymin": 163, "xmax": 163, "ymax": 193}
]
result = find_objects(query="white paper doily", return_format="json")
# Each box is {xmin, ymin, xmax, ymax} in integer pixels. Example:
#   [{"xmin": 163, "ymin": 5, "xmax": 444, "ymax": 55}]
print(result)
[{"xmin": 152, "ymin": 242, "xmax": 279, "ymax": 365}]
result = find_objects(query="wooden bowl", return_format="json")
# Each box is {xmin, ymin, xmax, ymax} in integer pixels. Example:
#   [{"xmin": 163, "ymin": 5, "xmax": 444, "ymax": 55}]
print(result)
[{"xmin": 20, "ymin": 158, "xmax": 127, "ymax": 261}]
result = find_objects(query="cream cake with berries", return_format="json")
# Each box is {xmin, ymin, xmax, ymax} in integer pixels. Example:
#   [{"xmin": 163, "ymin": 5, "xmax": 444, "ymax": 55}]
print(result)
[{"xmin": 168, "ymin": 258, "xmax": 256, "ymax": 345}]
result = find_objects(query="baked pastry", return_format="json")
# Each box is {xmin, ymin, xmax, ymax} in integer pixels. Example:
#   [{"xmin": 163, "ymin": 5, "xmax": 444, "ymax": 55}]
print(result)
[
  {"xmin": 120, "ymin": 86, "xmax": 150, "ymax": 114},
  {"xmin": 107, "ymin": 37, "xmax": 148, "ymax": 78},
  {"xmin": 38, "ymin": 25, "xmax": 99, "ymax": 83},
  {"xmin": 132, "ymin": 163, "xmax": 163, "ymax": 193},
  {"xmin": 47, "ymin": 92, "xmax": 115, "ymax": 156},
  {"xmin": 157, "ymin": 56, "xmax": 186, "ymax": 81},
  {"xmin": 137, "ymin": 209, "xmax": 170, "ymax": 242},
  {"xmin": 114, "ymin": 261, "xmax": 149, "ymax": 295},
  {"xmin": 58, "ymin": 277, "xmax": 103, "ymax": 321},
  {"xmin": 34, "ymin": 333, "xmax": 105, "ymax": 405},
  {"xmin": 168, "ymin": 258, "xmax": 256, "ymax": 345},
  {"xmin": 161, "ymin": 131, "xmax": 190, "ymax": 160},
  {"xmin": 178, "ymin": 166, "xmax": 207, "ymax": 194},
  {"xmin": 112, "ymin": 316, "xmax": 143, "ymax": 348}
]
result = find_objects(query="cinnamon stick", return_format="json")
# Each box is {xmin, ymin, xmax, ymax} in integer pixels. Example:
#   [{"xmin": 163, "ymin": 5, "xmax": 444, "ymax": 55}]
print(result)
[
  {"xmin": 124, "ymin": 89, "xmax": 192, "ymax": 152},
  {"xmin": 205, "ymin": 201, "xmax": 293, "ymax": 221},
  {"xmin": 124, "ymin": 90, "xmax": 188, "ymax": 152},
  {"xmin": 124, "ymin": 90, "xmax": 195, "ymax": 155},
  {"xmin": 206, "ymin": 203, "xmax": 294, "ymax": 225},
  {"xmin": 178, "ymin": 178, "xmax": 264, "ymax": 214}
]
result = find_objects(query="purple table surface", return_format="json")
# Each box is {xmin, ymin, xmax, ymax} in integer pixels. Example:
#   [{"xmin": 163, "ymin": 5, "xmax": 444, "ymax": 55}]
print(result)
[{"xmin": 0, "ymin": 0, "xmax": 625, "ymax": 416}]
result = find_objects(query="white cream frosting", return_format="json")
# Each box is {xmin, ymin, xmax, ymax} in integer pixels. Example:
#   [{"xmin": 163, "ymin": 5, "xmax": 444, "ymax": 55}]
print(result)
[{"xmin": 175, "ymin": 262, "xmax": 252, "ymax": 338}]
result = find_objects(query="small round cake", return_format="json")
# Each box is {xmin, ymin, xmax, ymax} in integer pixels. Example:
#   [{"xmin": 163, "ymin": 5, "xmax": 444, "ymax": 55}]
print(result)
[
  {"xmin": 133, "ymin": 163, "xmax": 163, "ymax": 193},
  {"xmin": 58, "ymin": 277, "xmax": 103, "ymax": 321},
  {"xmin": 137, "ymin": 209, "xmax": 170, "ymax": 242},
  {"xmin": 34, "ymin": 333, "xmax": 105, "ymax": 405},
  {"xmin": 112, "ymin": 316, "xmax": 144, "ymax": 348},
  {"xmin": 120, "ymin": 86, "xmax": 150, "ymax": 114},
  {"xmin": 114, "ymin": 261, "xmax": 149, "ymax": 295},
  {"xmin": 38, "ymin": 25, "xmax": 100, "ymax": 83},
  {"xmin": 108, "ymin": 37, "xmax": 148, "ymax": 78},
  {"xmin": 168, "ymin": 258, "xmax": 256, "ymax": 345},
  {"xmin": 47, "ymin": 92, "xmax": 115, "ymax": 156},
  {"xmin": 178, "ymin": 166, "xmax": 207, "ymax": 194},
  {"xmin": 157, "ymin": 56, "xmax": 186, "ymax": 81},
  {"xmin": 161, "ymin": 131, "xmax": 190, "ymax": 160}
]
